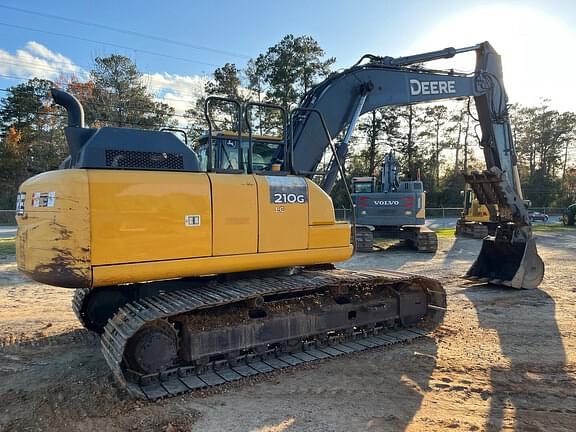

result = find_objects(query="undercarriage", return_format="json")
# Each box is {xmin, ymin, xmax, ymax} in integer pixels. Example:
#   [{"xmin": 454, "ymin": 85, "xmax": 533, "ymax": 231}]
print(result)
[
  {"xmin": 355, "ymin": 225, "xmax": 438, "ymax": 253},
  {"xmin": 74, "ymin": 267, "xmax": 446, "ymax": 400}
]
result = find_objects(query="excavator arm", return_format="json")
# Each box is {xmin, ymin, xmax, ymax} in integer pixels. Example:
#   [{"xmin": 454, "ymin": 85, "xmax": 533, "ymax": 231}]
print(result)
[{"xmin": 290, "ymin": 41, "xmax": 544, "ymax": 288}]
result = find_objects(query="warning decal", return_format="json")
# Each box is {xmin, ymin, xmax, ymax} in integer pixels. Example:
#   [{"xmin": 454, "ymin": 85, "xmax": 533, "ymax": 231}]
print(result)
[
  {"xmin": 185, "ymin": 215, "xmax": 201, "ymax": 227},
  {"xmin": 31, "ymin": 192, "xmax": 56, "ymax": 208}
]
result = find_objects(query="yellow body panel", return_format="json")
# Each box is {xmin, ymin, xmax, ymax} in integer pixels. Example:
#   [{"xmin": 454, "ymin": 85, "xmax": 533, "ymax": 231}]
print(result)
[
  {"xmin": 16, "ymin": 169, "xmax": 91, "ymax": 287},
  {"xmin": 254, "ymin": 176, "xmax": 308, "ymax": 252},
  {"xmin": 467, "ymin": 200, "xmax": 492, "ymax": 222},
  {"xmin": 209, "ymin": 173, "xmax": 258, "ymax": 255},
  {"xmin": 416, "ymin": 193, "xmax": 426, "ymax": 219},
  {"xmin": 308, "ymin": 224, "xmax": 351, "ymax": 249},
  {"xmin": 92, "ymin": 246, "xmax": 352, "ymax": 287},
  {"xmin": 88, "ymin": 170, "xmax": 212, "ymax": 265},
  {"xmin": 308, "ymin": 180, "xmax": 337, "ymax": 225},
  {"xmin": 16, "ymin": 169, "xmax": 353, "ymax": 289}
]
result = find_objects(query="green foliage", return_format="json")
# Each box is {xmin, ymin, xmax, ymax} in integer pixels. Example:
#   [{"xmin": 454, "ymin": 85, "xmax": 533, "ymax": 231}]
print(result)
[
  {"xmin": 511, "ymin": 101, "xmax": 576, "ymax": 206},
  {"xmin": 355, "ymin": 108, "xmax": 401, "ymax": 176},
  {"xmin": 185, "ymin": 63, "xmax": 245, "ymax": 138},
  {"xmin": 204, "ymin": 63, "xmax": 242, "ymax": 99},
  {"xmin": 249, "ymin": 34, "xmax": 335, "ymax": 110},
  {"xmin": 0, "ymin": 78, "xmax": 67, "ymax": 208},
  {"xmin": 184, "ymin": 34, "xmax": 334, "ymax": 141},
  {"xmin": 522, "ymin": 170, "xmax": 564, "ymax": 207},
  {"xmin": 426, "ymin": 168, "xmax": 466, "ymax": 207},
  {"xmin": 82, "ymin": 54, "xmax": 175, "ymax": 129}
]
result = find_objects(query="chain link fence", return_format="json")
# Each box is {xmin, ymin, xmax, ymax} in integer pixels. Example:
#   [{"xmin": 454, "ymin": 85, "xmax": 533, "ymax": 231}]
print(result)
[{"xmin": 335, "ymin": 207, "xmax": 566, "ymax": 222}]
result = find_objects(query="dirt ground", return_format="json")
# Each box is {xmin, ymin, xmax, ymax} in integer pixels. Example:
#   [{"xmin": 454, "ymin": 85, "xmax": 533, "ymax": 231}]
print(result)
[{"xmin": 1, "ymin": 231, "xmax": 575, "ymax": 432}]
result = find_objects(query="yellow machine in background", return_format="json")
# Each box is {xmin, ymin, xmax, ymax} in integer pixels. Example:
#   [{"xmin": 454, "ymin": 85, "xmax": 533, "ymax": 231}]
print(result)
[{"xmin": 456, "ymin": 186, "xmax": 499, "ymax": 238}]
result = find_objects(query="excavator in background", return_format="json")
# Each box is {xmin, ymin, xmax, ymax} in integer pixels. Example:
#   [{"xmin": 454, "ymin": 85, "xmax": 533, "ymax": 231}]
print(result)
[
  {"xmin": 351, "ymin": 151, "xmax": 437, "ymax": 252},
  {"xmin": 15, "ymin": 41, "xmax": 543, "ymax": 400},
  {"xmin": 455, "ymin": 183, "xmax": 499, "ymax": 238}
]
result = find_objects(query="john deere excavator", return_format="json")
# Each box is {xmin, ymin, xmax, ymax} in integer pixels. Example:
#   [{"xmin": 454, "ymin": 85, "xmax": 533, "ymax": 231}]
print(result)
[{"xmin": 15, "ymin": 41, "xmax": 543, "ymax": 400}]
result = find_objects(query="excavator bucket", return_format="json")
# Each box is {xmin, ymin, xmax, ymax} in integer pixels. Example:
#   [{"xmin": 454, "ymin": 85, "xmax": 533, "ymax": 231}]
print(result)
[{"xmin": 465, "ymin": 237, "xmax": 544, "ymax": 289}]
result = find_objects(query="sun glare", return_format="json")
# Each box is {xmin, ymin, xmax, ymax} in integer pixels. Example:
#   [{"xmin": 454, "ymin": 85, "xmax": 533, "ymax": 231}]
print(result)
[{"xmin": 409, "ymin": 5, "xmax": 576, "ymax": 111}]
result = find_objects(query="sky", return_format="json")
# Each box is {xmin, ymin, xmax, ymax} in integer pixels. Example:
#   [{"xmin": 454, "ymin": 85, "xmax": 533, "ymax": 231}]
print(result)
[{"xmin": 1, "ymin": 0, "xmax": 575, "ymax": 117}]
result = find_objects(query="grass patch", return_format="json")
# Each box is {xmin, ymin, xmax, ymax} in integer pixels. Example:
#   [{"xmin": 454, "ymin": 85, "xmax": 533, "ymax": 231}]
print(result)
[
  {"xmin": 532, "ymin": 223, "xmax": 575, "ymax": 232},
  {"xmin": 433, "ymin": 227, "xmax": 456, "ymax": 237},
  {"xmin": 430, "ymin": 223, "xmax": 574, "ymax": 237},
  {"xmin": 0, "ymin": 237, "xmax": 16, "ymax": 257}
]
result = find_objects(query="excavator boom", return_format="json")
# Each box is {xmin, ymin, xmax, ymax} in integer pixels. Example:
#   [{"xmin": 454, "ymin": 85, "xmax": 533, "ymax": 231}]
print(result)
[{"xmin": 290, "ymin": 41, "xmax": 543, "ymax": 288}]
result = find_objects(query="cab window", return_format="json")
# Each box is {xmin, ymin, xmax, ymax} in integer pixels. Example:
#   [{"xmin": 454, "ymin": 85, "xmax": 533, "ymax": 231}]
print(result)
[
  {"xmin": 194, "ymin": 136, "xmax": 284, "ymax": 172},
  {"xmin": 353, "ymin": 182, "xmax": 374, "ymax": 193}
]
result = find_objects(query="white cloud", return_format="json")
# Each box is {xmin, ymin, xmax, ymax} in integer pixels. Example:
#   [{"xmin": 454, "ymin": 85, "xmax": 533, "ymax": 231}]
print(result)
[
  {"xmin": 0, "ymin": 41, "xmax": 84, "ymax": 81},
  {"xmin": 142, "ymin": 72, "xmax": 208, "ymax": 116},
  {"xmin": 0, "ymin": 41, "xmax": 209, "ymax": 120}
]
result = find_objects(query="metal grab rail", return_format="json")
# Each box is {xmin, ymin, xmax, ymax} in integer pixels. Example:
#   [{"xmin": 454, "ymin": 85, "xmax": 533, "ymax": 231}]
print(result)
[
  {"xmin": 204, "ymin": 96, "xmax": 243, "ymax": 172},
  {"xmin": 290, "ymin": 108, "xmax": 357, "ymax": 249},
  {"xmin": 244, "ymin": 102, "xmax": 287, "ymax": 174}
]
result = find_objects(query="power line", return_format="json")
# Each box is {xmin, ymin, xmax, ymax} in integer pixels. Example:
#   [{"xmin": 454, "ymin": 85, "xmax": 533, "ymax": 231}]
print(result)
[
  {"xmin": 0, "ymin": 21, "xmax": 221, "ymax": 68},
  {"xmin": 0, "ymin": 4, "xmax": 251, "ymax": 59}
]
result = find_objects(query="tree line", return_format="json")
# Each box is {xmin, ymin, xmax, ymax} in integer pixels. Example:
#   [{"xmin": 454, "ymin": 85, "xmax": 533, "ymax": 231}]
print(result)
[{"xmin": 1, "ymin": 34, "xmax": 575, "ymax": 210}]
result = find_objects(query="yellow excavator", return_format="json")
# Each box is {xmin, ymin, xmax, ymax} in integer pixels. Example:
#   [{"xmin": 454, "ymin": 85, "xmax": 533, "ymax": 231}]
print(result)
[
  {"xmin": 455, "ymin": 184, "xmax": 499, "ymax": 238},
  {"xmin": 15, "ymin": 42, "xmax": 543, "ymax": 399}
]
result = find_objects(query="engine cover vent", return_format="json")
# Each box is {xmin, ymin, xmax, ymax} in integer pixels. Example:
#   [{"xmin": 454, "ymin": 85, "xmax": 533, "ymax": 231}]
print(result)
[{"xmin": 105, "ymin": 150, "xmax": 184, "ymax": 170}]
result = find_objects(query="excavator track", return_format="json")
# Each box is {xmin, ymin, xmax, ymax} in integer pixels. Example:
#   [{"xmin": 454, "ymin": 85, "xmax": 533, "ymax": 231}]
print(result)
[
  {"xmin": 455, "ymin": 221, "xmax": 490, "ymax": 239},
  {"xmin": 409, "ymin": 227, "xmax": 438, "ymax": 252},
  {"xmin": 354, "ymin": 226, "xmax": 438, "ymax": 253},
  {"xmin": 94, "ymin": 268, "xmax": 446, "ymax": 400},
  {"xmin": 72, "ymin": 287, "xmax": 90, "ymax": 323}
]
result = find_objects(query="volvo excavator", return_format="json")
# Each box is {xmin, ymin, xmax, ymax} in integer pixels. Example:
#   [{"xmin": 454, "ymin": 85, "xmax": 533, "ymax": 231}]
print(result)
[
  {"xmin": 15, "ymin": 41, "xmax": 543, "ymax": 400},
  {"xmin": 351, "ymin": 151, "xmax": 438, "ymax": 252}
]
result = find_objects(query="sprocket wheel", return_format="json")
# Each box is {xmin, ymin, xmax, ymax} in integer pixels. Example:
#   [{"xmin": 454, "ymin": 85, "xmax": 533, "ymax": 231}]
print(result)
[{"xmin": 124, "ymin": 319, "xmax": 179, "ymax": 374}]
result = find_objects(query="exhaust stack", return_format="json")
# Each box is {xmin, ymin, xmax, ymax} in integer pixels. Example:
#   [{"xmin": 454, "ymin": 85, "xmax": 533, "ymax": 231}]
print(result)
[
  {"xmin": 51, "ymin": 88, "xmax": 85, "ymax": 128},
  {"xmin": 50, "ymin": 88, "xmax": 94, "ymax": 167}
]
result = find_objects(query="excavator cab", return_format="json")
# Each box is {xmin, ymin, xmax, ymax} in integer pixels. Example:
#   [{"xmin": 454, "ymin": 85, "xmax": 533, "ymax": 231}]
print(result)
[
  {"xmin": 196, "ymin": 97, "xmax": 289, "ymax": 174},
  {"xmin": 194, "ymin": 133, "xmax": 285, "ymax": 172}
]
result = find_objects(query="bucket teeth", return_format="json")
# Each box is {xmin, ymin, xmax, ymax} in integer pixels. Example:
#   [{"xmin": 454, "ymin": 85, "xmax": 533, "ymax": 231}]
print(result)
[{"xmin": 465, "ymin": 237, "xmax": 544, "ymax": 289}]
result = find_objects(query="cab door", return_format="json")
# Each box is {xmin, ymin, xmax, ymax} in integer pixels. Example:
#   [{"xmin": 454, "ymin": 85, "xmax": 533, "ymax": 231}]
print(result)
[
  {"xmin": 254, "ymin": 176, "xmax": 308, "ymax": 252},
  {"xmin": 209, "ymin": 173, "xmax": 258, "ymax": 255}
]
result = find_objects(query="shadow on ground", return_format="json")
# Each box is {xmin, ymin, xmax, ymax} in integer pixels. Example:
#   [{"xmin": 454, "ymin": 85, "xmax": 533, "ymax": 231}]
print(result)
[{"xmin": 465, "ymin": 284, "xmax": 576, "ymax": 431}]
